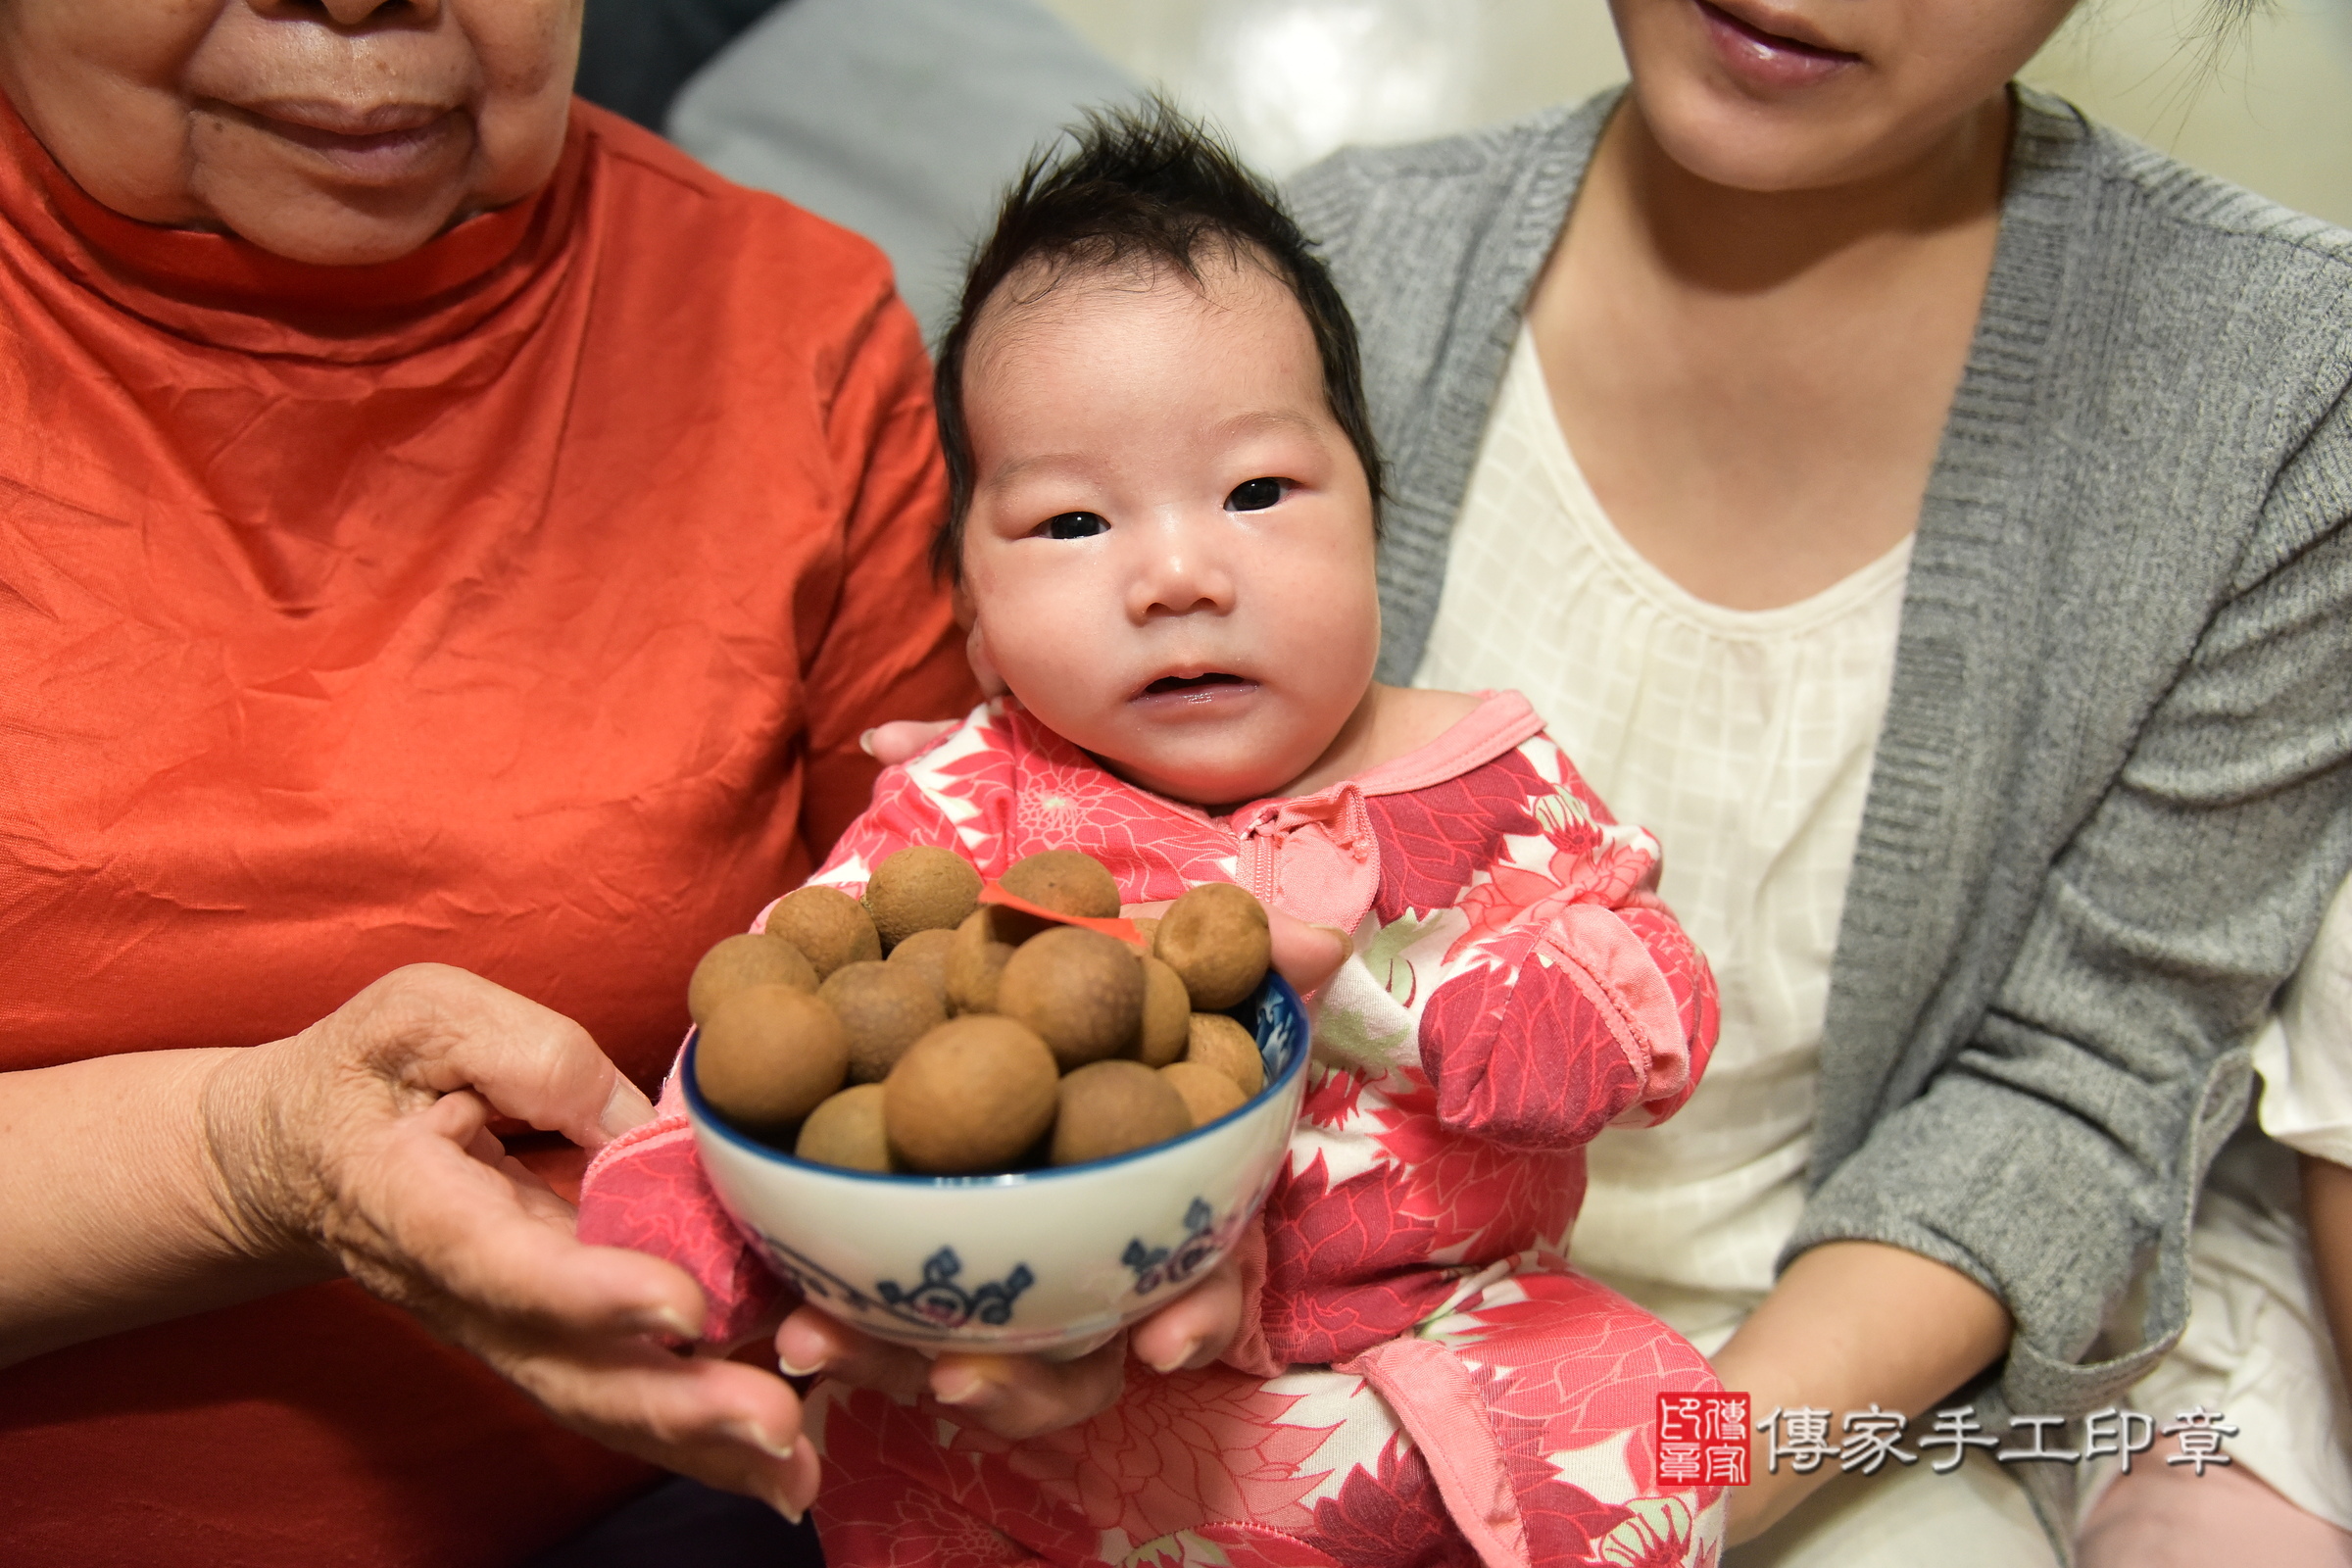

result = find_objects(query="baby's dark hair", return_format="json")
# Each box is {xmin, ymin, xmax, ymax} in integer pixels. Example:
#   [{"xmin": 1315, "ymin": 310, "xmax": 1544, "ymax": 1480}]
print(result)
[{"xmin": 930, "ymin": 100, "xmax": 1384, "ymax": 581}]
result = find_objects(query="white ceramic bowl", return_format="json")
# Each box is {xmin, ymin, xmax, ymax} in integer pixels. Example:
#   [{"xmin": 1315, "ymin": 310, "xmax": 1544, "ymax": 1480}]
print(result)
[{"xmin": 684, "ymin": 975, "xmax": 1310, "ymax": 1355}]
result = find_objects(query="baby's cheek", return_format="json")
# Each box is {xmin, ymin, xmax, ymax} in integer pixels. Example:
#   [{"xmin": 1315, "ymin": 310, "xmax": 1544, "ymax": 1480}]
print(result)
[
  {"xmin": 984, "ymin": 618, "xmax": 1117, "ymax": 740},
  {"xmin": 1274, "ymin": 600, "xmax": 1380, "ymax": 711}
]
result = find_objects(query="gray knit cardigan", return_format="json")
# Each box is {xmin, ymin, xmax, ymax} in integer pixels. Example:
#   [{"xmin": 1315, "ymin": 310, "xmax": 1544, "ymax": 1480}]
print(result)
[{"xmin": 1289, "ymin": 87, "xmax": 2352, "ymax": 1544}]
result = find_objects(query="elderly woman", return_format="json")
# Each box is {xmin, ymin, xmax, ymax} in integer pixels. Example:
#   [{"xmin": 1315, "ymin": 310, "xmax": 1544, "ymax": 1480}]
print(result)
[
  {"xmin": 0, "ymin": 0, "xmax": 984, "ymax": 1562},
  {"xmin": 1273, "ymin": 0, "xmax": 2352, "ymax": 1561}
]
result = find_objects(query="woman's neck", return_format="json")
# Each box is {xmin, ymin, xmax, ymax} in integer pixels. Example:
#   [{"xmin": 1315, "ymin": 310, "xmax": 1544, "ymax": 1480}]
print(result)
[
  {"xmin": 1525, "ymin": 90, "xmax": 2010, "ymax": 612},
  {"xmin": 1609, "ymin": 91, "xmax": 2013, "ymax": 296}
]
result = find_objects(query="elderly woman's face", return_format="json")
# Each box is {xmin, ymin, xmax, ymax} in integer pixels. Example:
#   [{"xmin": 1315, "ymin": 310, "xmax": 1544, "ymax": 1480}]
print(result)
[{"xmin": 0, "ymin": 0, "xmax": 581, "ymax": 266}]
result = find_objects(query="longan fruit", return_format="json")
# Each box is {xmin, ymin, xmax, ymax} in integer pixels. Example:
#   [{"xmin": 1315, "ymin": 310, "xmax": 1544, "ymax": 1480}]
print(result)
[
  {"xmin": 886, "ymin": 926, "xmax": 956, "ymax": 1005},
  {"xmin": 795, "ymin": 1084, "xmax": 893, "ymax": 1171},
  {"xmin": 884, "ymin": 1016, "xmax": 1059, "ymax": 1174},
  {"xmin": 863, "ymin": 847, "xmax": 982, "ymax": 951},
  {"xmin": 946, "ymin": 906, "xmax": 1017, "ymax": 1014},
  {"xmin": 1001, "ymin": 850, "xmax": 1121, "ymax": 919},
  {"xmin": 1051, "ymin": 1060, "xmax": 1193, "ymax": 1166},
  {"xmin": 820, "ymin": 959, "xmax": 946, "ymax": 1083},
  {"xmin": 1133, "ymin": 955, "xmax": 1191, "ymax": 1067},
  {"xmin": 1185, "ymin": 1011, "xmax": 1265, "ymax": 1098},
  {"xmin": 686, "ymin": 932, "xmax": 816, "ymax": 1026},
  {"xmin": 1161, "ymin": 1060, "xmax": 1249, "ymax": 1127},
  {"xmin": 996, "ymin": 924, "xmax": 1145, "ymax": 1071},
  {"xmin": 764, "ymin": 885, "xmax": 880, "ymax": 979},
  {"xmin": 1155, "ymin": 882, "xmax": 1272, "ymax": 1010},
  {"xmin": 696, "ymin": 985, "xmax": 848, "ymax": 1133}
]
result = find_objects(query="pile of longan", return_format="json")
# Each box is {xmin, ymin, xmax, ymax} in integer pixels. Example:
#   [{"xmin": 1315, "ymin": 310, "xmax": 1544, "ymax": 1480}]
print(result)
[{"xmin": 688, "ymin": 847, "xmax": 1275, "ymax": 1175}]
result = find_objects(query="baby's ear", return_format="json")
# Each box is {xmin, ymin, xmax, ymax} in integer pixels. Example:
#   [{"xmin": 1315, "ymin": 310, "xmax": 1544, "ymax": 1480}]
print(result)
[{"xmin": 966, "ymin": 620, "xmax": 1008, "ymax": 698}]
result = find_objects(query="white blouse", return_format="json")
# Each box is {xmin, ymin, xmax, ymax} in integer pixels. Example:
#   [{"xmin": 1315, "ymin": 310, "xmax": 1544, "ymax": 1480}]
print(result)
[
  {"xmin": 1413, "ymin": 325, "xmax": 1910, "ymax": 1351},
  {"xmin": 2128, "ymin": 878, "xmax": 2352, "ymax": 1530}
]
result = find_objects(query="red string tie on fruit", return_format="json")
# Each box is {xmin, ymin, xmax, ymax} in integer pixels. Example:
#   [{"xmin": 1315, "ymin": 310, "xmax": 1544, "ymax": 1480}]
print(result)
[
  {"xmin": 975, "ymin": 882, "xmax": 1152, "ymax": 951},
  {"xmin": 1233, "ymin": 782, "xmax": 1380, "ymax": 936}
]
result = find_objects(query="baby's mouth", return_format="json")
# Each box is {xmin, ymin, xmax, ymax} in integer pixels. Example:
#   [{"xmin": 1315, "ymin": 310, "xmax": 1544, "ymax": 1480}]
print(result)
[
  {"xmin": 1139, "ymin": 671, "xmax": 1253, "ymax": 706},
  {"xmin": 1145, "ymin": 671, "xmax": 1245, "ymax": 696}
]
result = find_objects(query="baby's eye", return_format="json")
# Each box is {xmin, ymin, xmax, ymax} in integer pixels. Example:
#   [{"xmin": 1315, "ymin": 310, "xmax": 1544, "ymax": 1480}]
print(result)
[
  {"xmin": 1225, "ymin": 477, "xmax": 1288, "ymax": 513},
  {"xmin": 1043, "ymin": 512, "xmax": 1108, "ymax": 540}
]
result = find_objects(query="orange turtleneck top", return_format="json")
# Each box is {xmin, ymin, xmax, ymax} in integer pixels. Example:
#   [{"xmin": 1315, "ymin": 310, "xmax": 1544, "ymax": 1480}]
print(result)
[{"xmin": 0, "ymin": 91, "xmax": 974, "ymax": 1567}]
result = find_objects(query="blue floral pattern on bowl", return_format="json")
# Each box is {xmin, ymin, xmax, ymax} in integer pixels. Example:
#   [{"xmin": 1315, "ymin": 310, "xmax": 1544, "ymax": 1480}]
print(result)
[
  {"xmin": 876, "ymin": 1248, "xmax": 1035, "ymax": 1328},
  {"xmin": 741, "ymin": 1228, "xmax": 1039, "ymax": 1340},
  {"xmin": 1121, "ymin": 1198, "xmax": 1215, "ymax": 1296}
]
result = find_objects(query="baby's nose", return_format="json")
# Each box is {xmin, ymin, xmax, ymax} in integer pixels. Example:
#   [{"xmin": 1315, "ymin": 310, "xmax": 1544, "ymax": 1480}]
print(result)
[{"xmin": 1129, "ymin": 515, "xmax": 1238, "ymax": 620}]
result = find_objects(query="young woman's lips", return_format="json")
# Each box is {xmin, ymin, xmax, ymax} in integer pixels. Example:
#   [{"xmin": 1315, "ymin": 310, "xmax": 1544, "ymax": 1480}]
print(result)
[
  {"xmin": 228, "ymin": 99, "xmax": 464, "ymax": 183},
  {"xmin": 1693, "ymin": 0, "xmax": 1861, "ymax": 91}
]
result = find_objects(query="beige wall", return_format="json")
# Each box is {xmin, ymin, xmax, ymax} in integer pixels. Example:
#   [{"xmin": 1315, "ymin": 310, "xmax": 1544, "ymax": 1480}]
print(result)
[
  {"xmin": 1037, "ymin": 0, "xmax": 2352, "ymax": 224},
  {"xmin": 2028, "ymin": 0, "xmax": 2352, "ymax": 225}
]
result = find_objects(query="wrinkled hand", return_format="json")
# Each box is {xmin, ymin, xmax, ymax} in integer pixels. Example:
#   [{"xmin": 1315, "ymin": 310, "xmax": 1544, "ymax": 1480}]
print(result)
[
  {"xmin": 200, "ymin": 964, "xmax": 821, "ymax": 1518},
  {"xmin": 778, "ymin": 908, "xmax": 1349, "ymax": 1438}
]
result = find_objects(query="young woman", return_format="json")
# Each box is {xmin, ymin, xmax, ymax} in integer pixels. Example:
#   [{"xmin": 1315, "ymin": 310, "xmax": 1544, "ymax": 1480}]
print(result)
[{"xmin": 1274, "ymin": 0, "xmax": 2352, "ymax": 1559}]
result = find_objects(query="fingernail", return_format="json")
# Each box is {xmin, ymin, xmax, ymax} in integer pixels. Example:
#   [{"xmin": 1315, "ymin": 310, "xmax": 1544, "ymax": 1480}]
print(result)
[
  {"xmin": 858, "ymin": 728, "xmax": 878, "ymax": 757},
  {"xmin": 725, "ymin": 1420, "xmax": 796, "ymax": 1462},
  {"xmin": 1146, "ymin": 1336, "xmax": 1202, "ymax": 1376},
  {"xmin": 1315, "ymin": 925, "xmax": 1354, "ymax": 965},
  {"xmin": 599, "ymin": 1075, "xmax": 657, "ymax": 1139},
  {"xmin": 933, "ymin": 1368, "xmax": 994, "ymax": 1407},
  {"xmin": 635, "ymin": 1303, "xmax": 699, "ymax": 1340},
  {"xmin": 777, "ymin": 1348, "xmax": 823, "ymax": 1378},
  {"xmin": 764, "ymin": 1489, "xmax": 806, "ymax": 1526}
]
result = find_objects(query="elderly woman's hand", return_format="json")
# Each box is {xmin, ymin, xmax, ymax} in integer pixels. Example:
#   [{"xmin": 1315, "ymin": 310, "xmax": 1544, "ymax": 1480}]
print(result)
[
  {"xmin": 196, "ymin": 965, "xmax": 822, "ymax": 1516},
  {"xmin": 774, "ymin": 908, "xmax": 1348, "ymax": 1438}
]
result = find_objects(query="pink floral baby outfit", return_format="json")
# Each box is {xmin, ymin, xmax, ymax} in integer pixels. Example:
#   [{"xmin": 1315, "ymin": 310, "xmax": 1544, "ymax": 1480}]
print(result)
[{"xmin": 580, "ymin": 691, "xmax": 1727, "ymax": 1567}]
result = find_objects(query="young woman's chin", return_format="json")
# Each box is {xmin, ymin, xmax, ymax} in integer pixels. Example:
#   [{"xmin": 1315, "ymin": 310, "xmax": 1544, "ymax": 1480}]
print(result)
[{"xmin": 1637, "ymin": 90, "xmax": 1897, "ymax": 191}]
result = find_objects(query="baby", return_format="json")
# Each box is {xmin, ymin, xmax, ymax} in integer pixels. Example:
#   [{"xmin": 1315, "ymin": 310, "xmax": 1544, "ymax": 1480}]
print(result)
[{"xmin": 582, "ymin": 108, "xmax": 1727, "ymax": 1567}]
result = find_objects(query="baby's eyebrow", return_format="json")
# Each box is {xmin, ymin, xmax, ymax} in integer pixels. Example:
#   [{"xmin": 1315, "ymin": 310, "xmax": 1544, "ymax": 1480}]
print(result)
[
  {"xmin": 1213, "ymin": 409, "xmax": 1321, "ymax": 443},
  {"xmin": 984, "ymin": 451, "xmax": 1098, "ymax": 490},
  {"xmin": 982, "ymin": 407, "xmax": 1325, "ymax": 493}
]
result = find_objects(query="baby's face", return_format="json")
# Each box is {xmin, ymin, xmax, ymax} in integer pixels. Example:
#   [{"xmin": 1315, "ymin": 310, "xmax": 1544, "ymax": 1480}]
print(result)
[{"xmin": 960, "ymin": 256, "xmax": 1380, "ymax": 808}]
